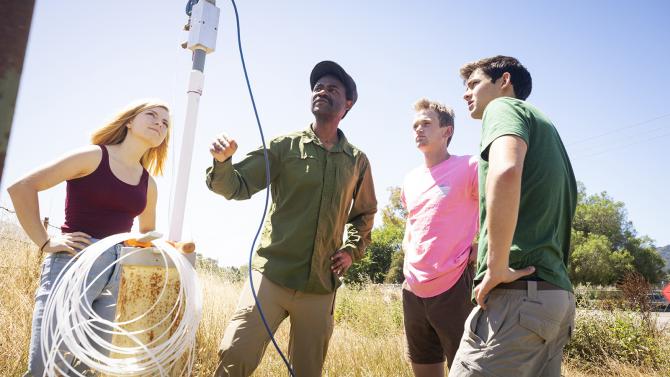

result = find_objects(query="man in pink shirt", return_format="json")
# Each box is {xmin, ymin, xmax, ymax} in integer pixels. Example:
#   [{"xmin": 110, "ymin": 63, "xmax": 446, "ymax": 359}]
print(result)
[{"xmin": 402, "ymin": 98, "xmax": 479, "ymax": 377}]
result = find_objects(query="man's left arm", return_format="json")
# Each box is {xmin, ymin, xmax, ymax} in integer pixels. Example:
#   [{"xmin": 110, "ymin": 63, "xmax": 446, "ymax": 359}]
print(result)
[
  {"xmin": 474, "ymin": 135, "xmax": 535, "ymax": 308},
  {"xmin": 331, "ymin": 156, "xmax": 377, "ymax": 276}
]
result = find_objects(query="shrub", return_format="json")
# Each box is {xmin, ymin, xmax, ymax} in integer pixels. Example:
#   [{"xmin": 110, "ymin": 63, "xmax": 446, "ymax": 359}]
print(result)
[{"xmin": 565, "ymin": 309, "xmax": 669, "ymax": 371}]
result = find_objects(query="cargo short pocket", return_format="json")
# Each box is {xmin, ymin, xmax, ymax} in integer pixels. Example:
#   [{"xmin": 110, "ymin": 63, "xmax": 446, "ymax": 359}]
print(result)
[
  {"xmin": 518, "ymin": 304, "xmax": 561, "ymax": 343},
  {"xmin": 465, "ymin": 306, "xmax": 486, "ymax": 345}
]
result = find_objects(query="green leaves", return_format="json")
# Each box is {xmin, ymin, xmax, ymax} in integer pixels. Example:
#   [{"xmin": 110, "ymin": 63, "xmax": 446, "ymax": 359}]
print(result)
[
  {"xmin": 345, "ymin": 187, "xmax": 405, "ymax": 285},
  {"xmin": 570, "ymin": 183, "xmax": 667, "ymax": 285}
]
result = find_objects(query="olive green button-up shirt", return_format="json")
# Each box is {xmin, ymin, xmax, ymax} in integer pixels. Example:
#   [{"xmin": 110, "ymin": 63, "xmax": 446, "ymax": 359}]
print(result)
[{"xmin": 205, "ymin": 126, "xmax": 377, "ymax": 294}]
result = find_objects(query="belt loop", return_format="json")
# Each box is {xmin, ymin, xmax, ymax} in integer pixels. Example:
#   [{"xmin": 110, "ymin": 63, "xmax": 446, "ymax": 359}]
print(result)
[{"xmin": 527, "ymin": 280, "xmax": 538, "ymax": 300}]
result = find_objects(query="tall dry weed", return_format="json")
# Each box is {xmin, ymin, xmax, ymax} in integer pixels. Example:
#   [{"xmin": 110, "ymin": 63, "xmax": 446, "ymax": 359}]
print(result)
[{"xmin": 1, "ymin": 214, "xmax": 669, "ymax": 376}]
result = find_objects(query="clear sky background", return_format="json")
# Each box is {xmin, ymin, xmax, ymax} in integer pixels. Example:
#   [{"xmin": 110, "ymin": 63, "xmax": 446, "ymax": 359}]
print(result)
[{"xmin": 2, "ymin": 0, "xmax": 669, "ymax": 267}]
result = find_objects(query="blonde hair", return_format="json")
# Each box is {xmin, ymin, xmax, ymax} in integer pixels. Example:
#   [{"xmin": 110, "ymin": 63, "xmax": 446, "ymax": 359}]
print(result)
[
  {"xmin": 413, "ymin": 98, "xmax": 455, "ymax": 145},
  {"xmin": 91, "ymin": 99, "xmax": 171, "ymax": 176}
]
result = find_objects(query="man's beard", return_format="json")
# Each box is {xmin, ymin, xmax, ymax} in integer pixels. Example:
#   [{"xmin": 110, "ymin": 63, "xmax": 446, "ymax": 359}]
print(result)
[{"xmin": 312, "ymin": 106, "xmax": 340, "ymax": 122}]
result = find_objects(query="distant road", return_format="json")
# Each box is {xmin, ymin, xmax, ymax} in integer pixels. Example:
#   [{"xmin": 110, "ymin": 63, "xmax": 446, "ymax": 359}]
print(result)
[
  {"xmin": 578, "ymin": 309, "xmax": 669, "ymax": 331},
  {"xmin": 655, "ymin": 312, "xmax": 670, "ymax": 330}
]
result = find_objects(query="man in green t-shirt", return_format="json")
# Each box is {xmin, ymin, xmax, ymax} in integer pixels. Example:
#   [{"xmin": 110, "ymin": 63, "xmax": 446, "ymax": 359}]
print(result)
[{"xmin": 449, "ymin": 56, "xmax": 577, "ymax": 377}]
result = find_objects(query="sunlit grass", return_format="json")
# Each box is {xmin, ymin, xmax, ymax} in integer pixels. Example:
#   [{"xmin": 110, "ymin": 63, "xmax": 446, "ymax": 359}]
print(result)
[{"xmin": 1, "ymin": 215, "xmax": 668, "ymax": 376}]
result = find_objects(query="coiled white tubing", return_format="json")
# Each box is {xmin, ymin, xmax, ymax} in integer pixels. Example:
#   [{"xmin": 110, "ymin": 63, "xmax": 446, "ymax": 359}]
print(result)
[{"xmin": 39, "ymin": 232, "xmax": 203, "ymax": 377}]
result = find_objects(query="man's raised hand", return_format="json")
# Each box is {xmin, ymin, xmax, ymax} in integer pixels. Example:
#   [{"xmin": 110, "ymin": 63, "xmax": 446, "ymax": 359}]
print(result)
[{"xmin": 210, "ymin": 133, "xmax": 238, "ymax": 162}]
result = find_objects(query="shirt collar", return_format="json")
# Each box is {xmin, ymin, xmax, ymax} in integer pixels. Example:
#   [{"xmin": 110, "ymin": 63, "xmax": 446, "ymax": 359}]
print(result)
[{"xmin": 303, "ymin": 124, "xmax": 354, "ymax": 157}]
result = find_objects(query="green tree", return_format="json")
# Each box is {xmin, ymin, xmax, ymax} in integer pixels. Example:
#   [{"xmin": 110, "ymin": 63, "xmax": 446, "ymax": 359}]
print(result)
[
  {"xmin": 384, "ymin": 250, "xmax": 404, "ymax": 284},
  {"xmin": 570, "ymin": 231, "xmax": 634, "ymax": 285},
  {"xmin": 380, "ymin": 186, "xmax": 407, "ymax": 229},
  {"xmin": 197, "ymin": 254, "xmax": 245, "ymax": 282},
  {"xmin": 572, "ymin": 183, "xmax": 630, "ymax": 250},
  {"xmin": 345, "ymin": 187, "xmax": 405, "ymax": 284},
  {"xmin": 624, "ymin": 236, "xmax": 666, "ymax": 284},
  {"xmin": 570, "ymin": 183, "xmax": 666, "ymax": 285}
]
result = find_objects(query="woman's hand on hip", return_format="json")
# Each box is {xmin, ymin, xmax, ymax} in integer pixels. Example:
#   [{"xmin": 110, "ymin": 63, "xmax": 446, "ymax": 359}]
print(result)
[{"xmin": 43, "ymin": 232, "xmax": 93, "ymax": 255}]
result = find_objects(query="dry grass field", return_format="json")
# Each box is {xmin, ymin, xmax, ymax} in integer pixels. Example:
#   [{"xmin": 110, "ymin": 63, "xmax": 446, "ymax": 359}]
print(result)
[{"xmin": 1, "ymin": 216, "xmax": 668, "ymax": 376}]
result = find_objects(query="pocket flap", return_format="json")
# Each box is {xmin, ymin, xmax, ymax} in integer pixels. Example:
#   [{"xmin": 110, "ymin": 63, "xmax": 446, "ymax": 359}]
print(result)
[{"xmin": 519, "ymin": 310, "xmax": 561, "ymax": 341}]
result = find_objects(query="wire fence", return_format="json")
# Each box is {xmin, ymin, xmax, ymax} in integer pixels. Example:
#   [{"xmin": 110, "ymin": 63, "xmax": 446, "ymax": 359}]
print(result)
[
  {"xmin": 0, "ymin": 208, "xmax": 46, "ymax": 271},
  {"xmin": 1, "ymin": 205, "xmax": 61, "ymax": 231}
]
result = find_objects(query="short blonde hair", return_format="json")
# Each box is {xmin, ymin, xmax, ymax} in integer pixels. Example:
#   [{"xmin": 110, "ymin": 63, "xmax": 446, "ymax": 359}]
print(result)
[
  {"xmin": 413, "ymin": 98, "xmax": 455, "ymax": 145},
  {"xmin": 91, "ymin": 99, "xmax": 171, "ymax": 176}
]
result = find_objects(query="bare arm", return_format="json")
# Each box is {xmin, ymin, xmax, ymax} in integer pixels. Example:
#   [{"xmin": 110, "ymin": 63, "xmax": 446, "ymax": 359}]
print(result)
[
  {"xmin": 7, "ymin": 146, "xmax": 100, "ymax": 254},
  {"xmin": 486, "ymin": 136, "xmax": 525, "ymax": 271},
  {"xmin": 137, "ymin": 176, "xmax": 157, "ymax": 233},
  {"xmin": 474, "ymin": 135, "xmax": 535, "ymax": 308}
]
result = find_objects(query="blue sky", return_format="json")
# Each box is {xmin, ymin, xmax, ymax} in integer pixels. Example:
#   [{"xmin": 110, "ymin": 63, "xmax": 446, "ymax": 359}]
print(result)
[{"xmin": 2, "ymin": 0, "xmax": 669, "ymax": 266}]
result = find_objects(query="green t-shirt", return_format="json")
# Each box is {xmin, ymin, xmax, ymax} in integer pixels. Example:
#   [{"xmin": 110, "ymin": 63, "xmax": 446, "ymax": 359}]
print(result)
[{"xmin": 476, "ymin": 97, "xmax": 577, "ymax": 292}]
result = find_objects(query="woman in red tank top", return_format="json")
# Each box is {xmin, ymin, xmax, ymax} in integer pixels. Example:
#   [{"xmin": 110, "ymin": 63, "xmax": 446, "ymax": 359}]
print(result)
[{"xmin": 8, "ymin": 99, "xmax": 171, "ymax": 376}]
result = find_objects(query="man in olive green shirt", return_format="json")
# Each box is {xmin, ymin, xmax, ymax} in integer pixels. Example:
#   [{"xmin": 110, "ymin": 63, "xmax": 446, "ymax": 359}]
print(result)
[
  {"xmin": 207, "ymin": 61, "xmax": 377, "ymax": 377},
  {"xmin": 449, "ymin": 56, "xmax": 577, "ymax": 377}
]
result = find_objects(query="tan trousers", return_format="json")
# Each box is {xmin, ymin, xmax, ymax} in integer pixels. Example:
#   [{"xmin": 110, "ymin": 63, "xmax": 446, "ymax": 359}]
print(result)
[
  {"xmin": 449, "ymin": 281, "xmax": 576, "ymax": 377},
  {"xmin": 214, "ymin": 270, "xmax": 336, "ymax": 377}
]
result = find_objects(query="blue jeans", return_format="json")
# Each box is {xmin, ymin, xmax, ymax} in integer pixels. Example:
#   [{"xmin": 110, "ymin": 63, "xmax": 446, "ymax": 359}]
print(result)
[{"xmin": 24, "ymin": 241, "xmax": 122, "ymax": 377}]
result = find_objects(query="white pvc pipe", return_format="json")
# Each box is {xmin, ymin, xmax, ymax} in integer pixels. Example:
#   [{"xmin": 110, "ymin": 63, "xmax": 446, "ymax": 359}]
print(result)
[{"xmin": 169, "ymin": 70, "xmax": 205, "ymax": 241}]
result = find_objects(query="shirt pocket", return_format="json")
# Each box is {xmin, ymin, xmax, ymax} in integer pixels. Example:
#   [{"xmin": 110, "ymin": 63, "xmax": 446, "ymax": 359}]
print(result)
[{"xmin": 283, "ymin": 150, "xmax": 322, "ymax": 189}]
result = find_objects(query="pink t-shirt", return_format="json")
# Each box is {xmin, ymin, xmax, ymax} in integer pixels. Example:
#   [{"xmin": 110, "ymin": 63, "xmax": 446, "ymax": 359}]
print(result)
[{"xmin": 402, "ymin": 155, "xmax": 479, "ymax": 298}]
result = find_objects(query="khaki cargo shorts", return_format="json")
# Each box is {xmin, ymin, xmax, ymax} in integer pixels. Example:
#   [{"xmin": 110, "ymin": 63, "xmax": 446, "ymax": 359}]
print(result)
[{"xmin": 449, "ymin": 281, "xmax": 575, "ymax": 377}]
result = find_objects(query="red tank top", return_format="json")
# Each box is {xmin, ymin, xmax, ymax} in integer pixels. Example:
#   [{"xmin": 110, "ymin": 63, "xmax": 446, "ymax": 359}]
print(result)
[{"xmin": 61, "ymin": 145, "xmax": 149, "ymax": 239}]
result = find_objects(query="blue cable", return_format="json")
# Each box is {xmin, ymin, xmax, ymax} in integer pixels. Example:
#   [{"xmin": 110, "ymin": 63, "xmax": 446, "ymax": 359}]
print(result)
[
  {"xmin": 182, "ymin": 1, "xmax": 295, "ymax": 374},
  {"xmin": 185, "ymin": 0, "xmax": 198, "ymax": 16},
  {"xmin": 228, "ymin": 1, "xmax": 296, "ymax": 375}
]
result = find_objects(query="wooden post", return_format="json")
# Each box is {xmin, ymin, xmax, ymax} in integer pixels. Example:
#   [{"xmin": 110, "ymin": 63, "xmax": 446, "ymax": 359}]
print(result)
[{"xmin": 0, "ymin": 0, "xmax": 35, "ymax": 184}]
